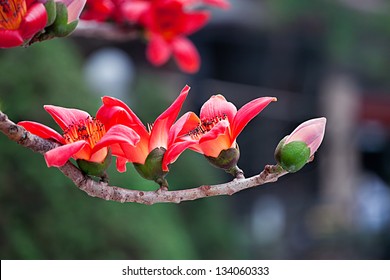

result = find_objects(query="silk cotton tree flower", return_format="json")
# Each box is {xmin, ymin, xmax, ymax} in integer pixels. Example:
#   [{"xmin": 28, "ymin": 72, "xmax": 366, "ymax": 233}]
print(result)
[
  {"xmin": 18, "ymin": 105, "xmax": 140, "ymax": 179},
  {"xmin": 0, "ymin": 0, "xmax": 48, "ymax": 48},
  {"xmin": 96, "ymin": 85, "xmax": 190, "ymax": 189},
  {"xmin": 121, "ymin": 0, "xmax": 210, "ymax": 73},
  {"xmin": 80, "ymin": 0, "xmax": 115, "ymax": 22},
  {"xmin": 169, "ymin": 94, "xmax": 277, "ymax": 177},
  {"xmin": 274, "ymin": 117, "xmax": 327, "ymax": 173}
]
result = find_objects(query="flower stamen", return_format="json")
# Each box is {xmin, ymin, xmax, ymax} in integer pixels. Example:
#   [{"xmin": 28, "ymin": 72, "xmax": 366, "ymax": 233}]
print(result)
[
  {"xmin": 187, "ymin": 114, "xmax": 227, "ymax": 140},
  {"xmin": 147, "ymin": 123, "xmax": 154, "ymax": 134},
  {"xmin": 0, "ymin": 0, "xmax": 26, "ymax": 30},
  {"xmin": 63, "ymin": 117, "xmax": 106, "ymax": 148}
]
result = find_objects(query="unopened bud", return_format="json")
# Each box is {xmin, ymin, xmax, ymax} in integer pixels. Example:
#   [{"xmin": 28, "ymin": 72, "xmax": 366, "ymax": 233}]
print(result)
[
  {"xmin": 275, "ymin": 139, "xmax": 310, "ymax": 173},
  {"xmin": 274, "ymin": 117, "xmax": 326, "ymax": 173}
]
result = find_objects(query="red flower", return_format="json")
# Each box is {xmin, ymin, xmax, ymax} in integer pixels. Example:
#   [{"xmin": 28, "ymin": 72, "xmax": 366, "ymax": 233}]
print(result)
[
  {"xmin": 0, "ymin": 0, "xmax": 48, "ymax": 48},
  {"xmin": 173, "ymin": 95, "xmax": 277, "ymax": 158},
  {"xmin": 121, "ymin": 0, "xmax": 209, "ymax": 73},
  {"xmin": 18, "ymin": 105, "xmax": 140, "ymax": 168},
  {"xmin": 96, "ymin": 85, "xmax": 190, "ymax": 172},
  {"xmin": 81, "ymin": 0, "xmax": 116, "ymax": 22}
]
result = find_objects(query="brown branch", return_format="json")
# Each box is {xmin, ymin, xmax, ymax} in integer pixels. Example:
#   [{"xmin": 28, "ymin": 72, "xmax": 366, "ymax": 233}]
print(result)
[
  {"xmin": 72, "ymin": 20, "xmax": 139, "ymax": 41},
  {"xmin": 0, "ymin": 109, "xmax": 288, "ymax": 205}
]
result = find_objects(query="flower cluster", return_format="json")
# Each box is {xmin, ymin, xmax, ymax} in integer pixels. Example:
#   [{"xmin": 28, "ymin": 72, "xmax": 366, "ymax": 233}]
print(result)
[
  {"xmin": 0, "ymin": 0, "xmax": 86, "ymax": 47},
  {"xmin": 19, "ymin": 85, "xmax": 282, "ymax": 188},
  {"xmin": 81, "ymin": 0, "xmax": 231, "ymax": 73},
  {"xmin": 1, "ymin": 0, "xmax": 230, "ymax": 72}
]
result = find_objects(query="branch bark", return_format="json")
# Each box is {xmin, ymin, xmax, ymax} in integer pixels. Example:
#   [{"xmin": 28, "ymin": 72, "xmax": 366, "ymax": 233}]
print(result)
[{"xmin": 0, "ymin": 109, "xmax": 288, "ymax": 205}]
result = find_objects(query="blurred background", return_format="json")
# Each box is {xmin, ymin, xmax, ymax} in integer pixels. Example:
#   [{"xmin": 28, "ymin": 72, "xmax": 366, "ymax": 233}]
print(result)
[{"xmin": 1, "ymin": 0, "xmax": 390, "ymax": 259}]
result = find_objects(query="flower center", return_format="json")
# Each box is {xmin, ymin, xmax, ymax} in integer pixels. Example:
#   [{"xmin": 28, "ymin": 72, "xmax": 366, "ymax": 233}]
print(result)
[
  {"xmin": 153, "ymin": 2, "xmax": 183, "ymax": 40},
  {"xmin": 63, "ymin": 117, "xmax": 106, "ymax": 148},
  {"xmin": 187, "ymin": 114, "xmax": 227, "ymax": 140},
  {"xmin": 0, "ymin": 0, "xmax": 26, "ymax": 30}
]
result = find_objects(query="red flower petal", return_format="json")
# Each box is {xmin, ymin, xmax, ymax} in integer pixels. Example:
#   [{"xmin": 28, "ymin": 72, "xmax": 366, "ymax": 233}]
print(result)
[
  {"xmin": 81, "ymin": 0, "xmax": 116, "ymax": 21},
  {"xmin": 0, "ymin": 30, "xmax": 23, "ymax": 48},
  {"xmin": 120, "ymin": 0, "xmax": 150, "ymax": 22},
  {"xmin": 20, "ymin": 3, "xmax": 48, "ymax": 40},
  {"xmin": 162, "ymin": 140, "xmax": 196, "ymax": 171},
  {"xmin": 198, "ymin": 119, "xmax": 230, "ymax": 144},
  {"xmin": 198, "ymin": 120, "xmax": 232, "ymax": 157},
  {"xmin": 18, "ymin": 121, "xmax": 65, "ymax": 143},
  {"xmin": 149, "ymin": 85, "xmax": 190, "ymax": 150},
  {"xmin": 231, "ymin": 97, "xmax": 276, "ymax": 141},
  {"xmin": 181, "ymin": 11, "xmax": 210, "ymax": 35},
  {"xmin": 92, "ymin": 124, "xmax": 140, "ymax": 154},
  {"xmin": 167, "ymin": 111, "xmax": 200, "ymax": 147},
  {"xmin": 171, "ymin": 37, "xmax": 200, "ymax": 73},
  {"xmin": 97, "ymin": 96, "xmax": 149, "ymax": 139},
  {"xmin": 121, "ymin": 142, "xmax": 150, "ymax": 164},
  {"xmin": 200, "ymin": 94, "xmax": 237, "ymax": 124},
  {"xmin": 115, "ymin": 156, "xmax": 128, "ymax": 173},
  {"xmin": 44, "ymin": 105, "xmax": 91, "ymax": 131},
  {"xmin": 146, "ymin": 34, "xmax": 172, "ymax": 66},
  {"xmin": 44, "ymin": 141, "xmax": 88, "ymax": 167}
]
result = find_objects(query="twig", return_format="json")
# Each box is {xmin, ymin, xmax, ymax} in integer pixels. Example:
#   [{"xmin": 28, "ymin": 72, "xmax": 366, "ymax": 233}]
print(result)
[
  {"xmin": 0, "ymin": 109, "xmax": 288, "ymax": 205},
  {"xmin": 72, "ymin": 20, "xmax": 139, "ymax": 41}
]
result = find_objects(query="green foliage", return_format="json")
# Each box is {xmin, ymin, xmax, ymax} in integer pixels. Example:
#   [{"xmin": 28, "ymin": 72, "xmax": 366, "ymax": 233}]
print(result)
[
  {"xmin": 0, "ymin": 41, "xmax": 239, "ymax": 259},
  {"xmin": 268, "ymin": 0, "xmax": 390, "ymax": 81}
]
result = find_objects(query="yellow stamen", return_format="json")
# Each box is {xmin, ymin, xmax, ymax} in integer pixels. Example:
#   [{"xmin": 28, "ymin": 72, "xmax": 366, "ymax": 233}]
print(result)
[
  {"xmin": 63, "ymin": 117, "xmax": 106, "ymax": 149},
  {"xmin": 0, "ymin": 0, "xmax": 27, "ymax": 30}
]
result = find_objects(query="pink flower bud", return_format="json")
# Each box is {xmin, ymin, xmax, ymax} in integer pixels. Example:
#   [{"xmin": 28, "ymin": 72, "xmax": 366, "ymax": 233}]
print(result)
[
  {"xmin": 275, "ymin": 117, "xmax": 326, "ymax": 173},
  {"xmin": 284, "ymin": 117, "xmax": 327, "ymax": 157}
]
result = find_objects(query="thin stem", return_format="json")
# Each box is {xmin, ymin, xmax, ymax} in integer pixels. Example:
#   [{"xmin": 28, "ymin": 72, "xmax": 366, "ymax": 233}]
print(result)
[{"xmin": 72, "ymin": 21, "xmax": 140, "ymax": 41}]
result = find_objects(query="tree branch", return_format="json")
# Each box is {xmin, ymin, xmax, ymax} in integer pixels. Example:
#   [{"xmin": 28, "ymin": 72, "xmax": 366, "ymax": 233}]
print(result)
[
  {"xmin": 72, "ymin": 20, "xmax": 139, "ymax": 41},
  {"xmin": 0, "ymin": 109, "xmax": 288, "ymax": 205}
]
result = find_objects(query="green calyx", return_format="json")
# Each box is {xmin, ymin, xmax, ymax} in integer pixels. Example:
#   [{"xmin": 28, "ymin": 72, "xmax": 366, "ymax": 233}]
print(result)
[
  {"xmin": 31, "ymin": 1, "xmax": 78, "ymax": 44},
  {"xmin": 76, "ymin": 151, "xmax": 112, "ymax": 179},
  {"xmin": 205, "ymin": 146, "xmax": 243, "ymax": 178},
  {"xmin": 274, "ymin": 139, "xmax": 310, "ymax": 173},
  {"xmin": 44, "ymin": 0, "xmax": 57, "ymax": 27},
  {"xmin": 48, "ymin": 2, "xmax": 78, "ymax": 37},
  {"xmin": 133, "ymin": 148, "xmax": 168, "ymax": 188}
]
